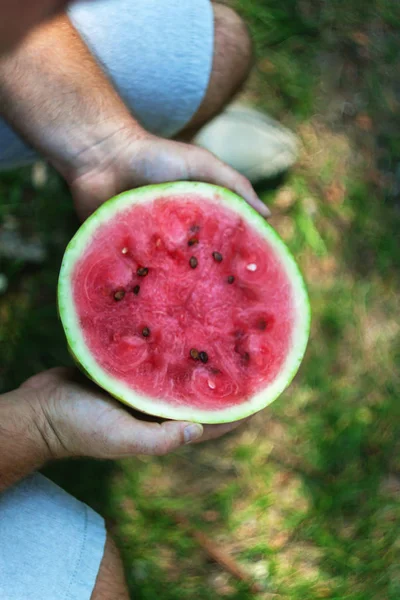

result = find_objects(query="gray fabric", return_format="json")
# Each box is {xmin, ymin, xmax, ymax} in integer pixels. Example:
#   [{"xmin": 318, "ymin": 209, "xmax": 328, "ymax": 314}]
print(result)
[
  {"xmin": 0, "ymin": 0, "xmax": 214, "ymax": 170},
  {"xmin": 0, "ymin": 473, "xmax": 106, "ymax": 600}
]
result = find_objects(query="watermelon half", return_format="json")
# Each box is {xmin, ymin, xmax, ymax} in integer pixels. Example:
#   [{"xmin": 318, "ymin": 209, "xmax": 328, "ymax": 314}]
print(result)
[{"xmin": 58, "ymin": 182, "xmax": 310, "ymax": 424}]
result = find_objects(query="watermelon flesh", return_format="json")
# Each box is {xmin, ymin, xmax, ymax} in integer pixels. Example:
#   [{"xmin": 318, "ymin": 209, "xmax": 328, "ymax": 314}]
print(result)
[{"xmin": 58, "ymin": 183, "xmax": 310, "ymax": 423}]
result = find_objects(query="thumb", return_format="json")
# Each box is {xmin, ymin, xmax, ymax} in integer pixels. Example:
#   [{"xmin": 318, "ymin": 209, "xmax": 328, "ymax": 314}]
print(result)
[{"xmin": 114, "ymin": 417, "xmax": 204, "ymax": 457}]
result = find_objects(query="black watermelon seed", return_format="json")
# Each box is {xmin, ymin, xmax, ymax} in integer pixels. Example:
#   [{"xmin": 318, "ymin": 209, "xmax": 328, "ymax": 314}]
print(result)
[
  {"xmin": 188, "ymin": 237, "xmax": 199, "ymax": 247},
  {"xmin": 133, "ymin": 285, "xmax": 140, "ymax": 295},
  {"xmin": 190, "ymin": 348, "xmax": 200, "ymax": 361},
  {"xmin": 114, "ymin": 290, "xmax": 125, "ymax": 301},
  {"xmin": 199, "ymin": 351, "xmax": 209, "ymax": 364},
  {"xmin": 243, "ymin": 352, "xmax": 250, "ymax": 362},
  {"xmin": 212, "ymin": 251, "xmax": 223, "ymax": 263},
  {"xmin": 189, "ymin": 256, "xmax": 198, "ymax": 269},
  {"xmin": 257, "ymin": 319, "xmax": 267, "ymax": 331},
  {"xmin": 137, "ymin": 267, "xmax": 149, "ymax": 277},
  {"xmin": 227, "ymin": 275, "xmax": 235, "ymax": 284},
  {"xmin": 142, "ymin": 327, "xmax": 150, "ymax": 338}
]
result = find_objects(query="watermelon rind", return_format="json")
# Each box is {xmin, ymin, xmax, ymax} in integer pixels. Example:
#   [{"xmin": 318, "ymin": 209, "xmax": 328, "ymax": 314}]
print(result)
[{"xmin": 58, "ymin": 182, "xmax": 311, "ymax": 424}]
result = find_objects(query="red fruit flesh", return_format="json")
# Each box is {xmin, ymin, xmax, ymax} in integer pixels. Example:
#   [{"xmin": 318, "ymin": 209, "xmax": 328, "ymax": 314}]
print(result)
[{"xmin": 72, "ymin": 195, "xmax": 294, "ymax": 410}]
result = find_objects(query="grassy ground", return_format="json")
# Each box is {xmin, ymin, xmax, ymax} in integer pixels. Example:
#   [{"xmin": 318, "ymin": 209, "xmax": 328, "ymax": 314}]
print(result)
[{"xmin": 1, "ymin": 0, "xmax": 400, "ymax": 598}]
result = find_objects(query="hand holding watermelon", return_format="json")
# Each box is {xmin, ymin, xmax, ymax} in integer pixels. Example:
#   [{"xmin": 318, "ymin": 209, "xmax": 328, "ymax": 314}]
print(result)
[
  {"xmin": 19, "ymin": 368, "xmax": 246, "ymax": 461},
  {"xmin": 68, "ymin": 131, "xmax": 270, "ymax": 221}
]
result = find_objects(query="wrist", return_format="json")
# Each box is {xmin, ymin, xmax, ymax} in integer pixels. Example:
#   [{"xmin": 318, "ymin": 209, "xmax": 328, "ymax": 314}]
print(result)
[
  {"xmin": 0, "ymin": 388, "xmax": 52, "ymax": 490},
  {"xmin": 54, "ymin": 119, "xmax": 147, "ymax": 183},
  {"xmin": 66, "ymin": 125, "xmax": 154, "ymax": 220},
  {"xmin": 62, "ymin": 121, "xmax": 148, "ymax": 183},
  {"xmin": 21, "ymin": 379, "xmax": 73, "ymax": 462},
  {"xmin": 0, "ymin": 14, "xmax": 147, "ymax": 185}
]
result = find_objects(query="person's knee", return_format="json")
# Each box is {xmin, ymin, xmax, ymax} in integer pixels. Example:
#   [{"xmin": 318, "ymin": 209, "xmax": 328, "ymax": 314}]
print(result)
[
  {"xmin": 177, "ymin": 3, "xmax": 253, "ymax": 138},
  {"xmin": 212, "ymin": 3, "xmax": 253, "ymax": 97},
  {"xmin": 91, "ymin": 533, "xmax": 130, "ymax": 600}
]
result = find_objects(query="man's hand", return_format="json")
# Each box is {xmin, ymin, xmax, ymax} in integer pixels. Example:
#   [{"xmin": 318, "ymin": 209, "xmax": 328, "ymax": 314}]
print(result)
[
  {"xmin": 0, "ymin": 367, "xmax": 245, "ymax": 491},
  {"xmin": 23, "ymin": 368, "xmax": 246, "ymax": 460},
  {"xmin": 69, "ymin": 131, "xmax": 270, "ymax": 221},
  {"xmin": 0, "ymin": 14, "xmax": 269, "ymax": 223}
]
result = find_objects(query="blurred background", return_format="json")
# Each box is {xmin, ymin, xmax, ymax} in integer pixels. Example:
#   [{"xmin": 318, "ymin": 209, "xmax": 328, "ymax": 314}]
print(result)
[{"xmin": 1, "ymin": 0, "xmax": 400, "ymax": 597}]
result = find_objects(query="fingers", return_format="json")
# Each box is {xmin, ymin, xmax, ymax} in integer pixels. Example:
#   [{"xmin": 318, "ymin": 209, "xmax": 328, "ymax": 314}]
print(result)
[
  {"xmin": 106, "ymin": 407, "xmax": 248, "ymax": 455},
  {"xmin": 115, "ymin": 417, "xmax": 204, "ymax": 456},
  {"xmin": 194, "ymin": 418, "xmax": 249, "ymax": 443},
  {"xmin": 21, "ymin": 367, "xmax": 247, "ymax": 458},
  {"xmin": 188, "ymin": 148, "xmax": 271, "ymax": 217},
  {"xmin": 229, "ymin": 172, "xmax": 271, "ymax": 218},
  {"xmin": 115, "ymin": 411, "xmax": 247, "ymax": 455}
]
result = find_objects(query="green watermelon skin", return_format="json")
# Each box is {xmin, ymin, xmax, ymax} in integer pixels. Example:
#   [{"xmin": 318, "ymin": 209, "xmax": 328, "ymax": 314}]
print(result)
[{"xmin": 58, "ymin": 182, "xmax": 310, "ymax": 424}]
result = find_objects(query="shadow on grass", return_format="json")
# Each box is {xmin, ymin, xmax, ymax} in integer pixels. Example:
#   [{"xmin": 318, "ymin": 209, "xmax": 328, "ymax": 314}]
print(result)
[{"xmin": 43, "ymin": 459, "xmax": 117, "ymax": 518}]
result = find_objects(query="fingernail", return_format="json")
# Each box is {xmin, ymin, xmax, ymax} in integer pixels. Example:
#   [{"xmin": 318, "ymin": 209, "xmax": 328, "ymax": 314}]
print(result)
[{"xmin": 184, "ymin": 423, "xmax": 204, "ymax": 444}]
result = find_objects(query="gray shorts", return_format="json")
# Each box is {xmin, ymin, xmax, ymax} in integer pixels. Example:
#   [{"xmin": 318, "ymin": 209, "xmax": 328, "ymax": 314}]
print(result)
[
  {"xmin": 0, "ymin": 1, "xmax": 214, "ymax": 598},
  {"xmin": 0, "ymin": 474, "xmax": 106, "ymax": 600},
  {"xmin": 0, "ymin": 0, "xmax": 214, "ymax": 170}
]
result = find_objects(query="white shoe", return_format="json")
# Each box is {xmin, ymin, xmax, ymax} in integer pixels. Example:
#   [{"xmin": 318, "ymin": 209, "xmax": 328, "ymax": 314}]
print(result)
[{"xmin": 194, "ymin": 104, "xmax": 298, "ymax": 183}]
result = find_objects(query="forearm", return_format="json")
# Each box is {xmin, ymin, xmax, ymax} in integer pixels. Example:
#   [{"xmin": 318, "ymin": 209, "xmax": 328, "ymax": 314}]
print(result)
[
  {"xmin": 0, "ymin": 14, "xmax": 141, "ymax": 180},
  {"xmin": 0, "ymin": 388, "xmax": 50, "ymax": 492}
]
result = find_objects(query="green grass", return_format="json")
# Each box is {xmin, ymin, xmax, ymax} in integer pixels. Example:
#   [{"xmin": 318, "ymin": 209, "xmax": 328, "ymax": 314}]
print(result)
[{"xmin": 1, "ymin": 0, "xmax": 400, "ymax": 598}]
